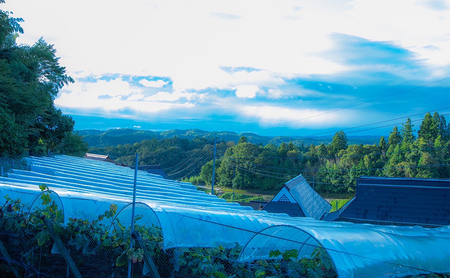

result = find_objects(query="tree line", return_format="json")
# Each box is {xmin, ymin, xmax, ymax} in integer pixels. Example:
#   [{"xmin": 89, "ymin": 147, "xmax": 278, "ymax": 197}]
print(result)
[
  {"xmin": 89, "ymin": 137, "xmax": 229, "ymax": 180},
  {"xmin": 92, "ymin": 112, "xmax": 449, "ymax": 195},
  {"xmin": 0, "ymin": 3, "xmax": 87, "ymax": 158},
  {"xmin": 194, "ymin": 112, "xmax": 449, "ymax": 194}
]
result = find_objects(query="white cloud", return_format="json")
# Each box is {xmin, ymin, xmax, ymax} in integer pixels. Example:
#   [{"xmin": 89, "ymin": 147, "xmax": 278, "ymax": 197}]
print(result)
[
  {"xmin": 144, "ymin": 91, "xmax": 195, "ymax": 102},
  {"xmin": 139, "ymin": 79, "xmax": 168, "ymax": 88},
  {"xmin": 55, "ymin": 79, "xmax": 194, "ymax": 115},
  {"xmin": 127, "ymin": 94, "xmax": 145, "ymax": 101},
  {"xmin": 6, "ymin": 0, "xmax": 448, "ymax": 84},
  {"xmin": 235, "ymin": 85, "xmax": 260, "ymax": 98},
  {"xmin": 240, "ymin": 105, "xmax": 359, "ymax": 128},
  {"xmin": 5, "ymin": 0, "xmax": 449, "ymax": 130}
]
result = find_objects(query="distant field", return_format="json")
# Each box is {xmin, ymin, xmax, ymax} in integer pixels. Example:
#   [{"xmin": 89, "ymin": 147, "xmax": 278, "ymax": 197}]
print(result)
[
  {"xmin": 329, "ymin": 199, "xmax": 351, "ymax": 212},
  {"xmin": 196, "ymin": 186, "xmax": 274, "ymax": 202}
]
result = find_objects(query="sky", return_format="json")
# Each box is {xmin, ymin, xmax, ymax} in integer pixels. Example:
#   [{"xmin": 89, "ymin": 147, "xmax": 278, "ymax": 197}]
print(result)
[{"xmin": 3, "ymin": 0, "xmax": 450, "ymax": 137}]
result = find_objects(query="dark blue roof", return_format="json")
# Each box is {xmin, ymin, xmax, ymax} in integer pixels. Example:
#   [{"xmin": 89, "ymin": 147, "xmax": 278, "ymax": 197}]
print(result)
[
  {"xmin": 263, "ymin": 201, "xmax": 305, "ymax": 217},
  {"xmin": 339, "ymin": 177, "xmax": 450, "ymax": 226},
  {"xmin": 131, "ymin": 165, "xmax": 168, "ymax": 178}
]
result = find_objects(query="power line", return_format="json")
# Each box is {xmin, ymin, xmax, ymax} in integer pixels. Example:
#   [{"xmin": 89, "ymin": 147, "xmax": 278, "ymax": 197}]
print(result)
[
  {"xmin": 178, "ymin": 166, "xmax": 199, "ymax": 181},
  {"xmin": 226, "ymin": 157, "xmax": 448, "ymax": 176},
  {"xmin": 225, "ymin": 162, "xmax": 292, "ymax": 181},
  {"xmin": 299, "ymin": 107, "xmax": 450, "ymax": 139},
  {"xmin": 167, "ymin": 154, "xmax": 210, "ymax": 177},
  {"xmin": 163, "ymin": 143, "xmax": 210, "ymax": 172},
  {"xmin": 340, "ymin": 112, "xmax": 450, "ymax": 136},
  {"xmin": 223, "ymin": 146, "xmax": 446, "ymax": 161}
]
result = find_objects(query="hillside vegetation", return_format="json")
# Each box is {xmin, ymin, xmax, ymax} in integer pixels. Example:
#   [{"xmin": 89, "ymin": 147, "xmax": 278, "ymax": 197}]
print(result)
[
  {"xmin": 90, "ymin": 113, "xmax": 450, "ymax": 195},
  {"xmin": 79, "ymin": 128, "xmax": 381, "ymax": 148}
]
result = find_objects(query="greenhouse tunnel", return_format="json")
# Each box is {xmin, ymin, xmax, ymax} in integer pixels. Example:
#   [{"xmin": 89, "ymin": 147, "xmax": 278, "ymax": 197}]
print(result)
[
  {"xmin": 0, "ymin": 155, "xmax": 449, "ymax": 278},
  {"xmin": 111, "ymin": 202, "xmax": 162, "ymax": 232},
  {"xmin": 29, "ymin": 189, "xmax": 65, "ymax": 221},
  {"xmin": 238, "ymin": 224, "xmax": 450, "ymax": 278}
]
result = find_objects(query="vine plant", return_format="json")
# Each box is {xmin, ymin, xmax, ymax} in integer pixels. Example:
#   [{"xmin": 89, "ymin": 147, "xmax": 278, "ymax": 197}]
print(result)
[{"xmin": 0, "ymin": 185, "xmax": 346, "ymax": 278}]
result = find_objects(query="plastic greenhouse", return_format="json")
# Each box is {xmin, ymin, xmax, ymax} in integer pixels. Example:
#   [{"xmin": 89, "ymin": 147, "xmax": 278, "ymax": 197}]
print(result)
[{"xmin": 0, "ymin": 155, "xmax": 449, "ymax": 278}]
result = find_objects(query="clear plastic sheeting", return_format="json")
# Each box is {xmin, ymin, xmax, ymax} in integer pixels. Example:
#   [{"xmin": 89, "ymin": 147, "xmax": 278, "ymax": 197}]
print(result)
[
  {"xmin": 239, "ymin": 224, "xmax": 450, "ymax": 278},
  {"xmin": 239, "ymin": 225, "xmax": 324, "ymax": 261},
  {"xmin": 112, "ymin": 202, "xmax": 161, "ymax": 231},
  {"xmin": 30, "ymin": 190, "xmax": 64, "ymax": 218},
  {"xmin": 3, "ymin": 155, "xmax": 249, "ymax": 210},
  {"xmin": 0, "ymin": 184, "xmax": 131, "ymax": 225},
  {"xmin": 0, "ymin": 155, "xmax": 448, "ymax": 278}
]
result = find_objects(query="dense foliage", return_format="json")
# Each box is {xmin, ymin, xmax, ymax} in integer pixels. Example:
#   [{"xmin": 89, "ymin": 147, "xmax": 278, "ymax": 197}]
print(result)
[
  {"xmin": 0, "ymin": 3, "xmax": 87, "ymax": 157},
  {"xmin": 210, "ymin": 112, "xmax": 449, "ymax": 193},
  {"xmin": 89, "ymin": 136, "xmax": 229, "ymax": 180},
  {"xmin": 80, "ymin": 128, "xmax": 381, "ymax": 149},
  {"xmin": 89, "ymin": 113, "xmax": 449, "ymax": 195}
]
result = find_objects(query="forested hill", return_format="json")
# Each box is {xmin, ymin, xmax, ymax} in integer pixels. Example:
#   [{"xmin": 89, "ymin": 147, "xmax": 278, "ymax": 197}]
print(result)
[
  {"xmin": 78, "ymin": 128, "xmax": 381, "ymax": 148},
  {"xmin": 89, "ymin": 113, "xmax": 450, "ymax": 195}
]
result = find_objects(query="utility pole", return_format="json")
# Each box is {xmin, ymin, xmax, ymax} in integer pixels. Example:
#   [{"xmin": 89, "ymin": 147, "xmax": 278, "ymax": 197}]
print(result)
[
  {"xmin": 232, "ymin": 167, "xmax": 236, "ymax": 202},
  {"xmin": 211, "ymin": 137, "xmax": 217, "ymax": 195},
  {"xmin": 128, "ymin": 153, "xmax": 139, "ymax": 278}
]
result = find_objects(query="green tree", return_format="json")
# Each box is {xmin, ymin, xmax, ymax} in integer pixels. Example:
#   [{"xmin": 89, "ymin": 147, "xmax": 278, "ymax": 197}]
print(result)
[
  {"xmin": 329, "ymin": 131, "xmax": 348, "ymax": 156},
  {"xmin": 416, "ymin": 152, "xmax": 438, "ymax": 178},
  {"xmin": 56, "ymin": 132, "xmax": 89, "ymax": 157},
  {"xmin": 388, "ymin": 126, "xmax": 402, "ymax": 147},
  {"xmin": 200, "ymin": 160, "xmax": 222, "ymax": 186},
  {"xmin": 0, "ymin": 105, "xmax": 27, "ymax": 157},
  {"xmin": 418, "ymin": 112, "xmax": 438, "ymax": 144},
  {"xmin": 436, "ymin": 113, "xmax": 449, "ymax": 140},
  {"xmin": 0, "ymin": 4, "xmax": 77, "ymax": 157},
  {"xmin": 237, "ymin": 136, "xmax": 248, "ymax": 144},
  {"xmin": 378, "ymin": 136, "xmax": 387, "ymax": 155},
  {"xmin": 317, "ymin": 143, "xmax": 328, "ymax": 157},
  {"xmin": 401, "ymin": 118, "xmax": 415, "ymax": 144}
]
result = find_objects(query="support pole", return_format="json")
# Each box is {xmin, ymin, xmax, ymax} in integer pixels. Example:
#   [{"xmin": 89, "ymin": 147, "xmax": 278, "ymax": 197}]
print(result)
[
  {"xmin": 128, "ymin": 153, "xmax": 139, "ymax": 278},
  {"xmin": 211, "ymin": 138, "xmax": 217, "ymax": 195},
  {"xmin": 232, "ymin": 168, "xmax": 236, "ymax": 203},
  {"xmin": 44, "ymin": 220, "xmax": 82, "ymax": 278},
  {"xmin": 133, "ymin": 232, "xmax": 161, "ymax": 278},
  {"xmin": 0, "ymin": 238, "xmax": 21, "ymax": 278},
  {"xmin": 313, "ymin": 176, "xmax": 315, "ymax": 207}
]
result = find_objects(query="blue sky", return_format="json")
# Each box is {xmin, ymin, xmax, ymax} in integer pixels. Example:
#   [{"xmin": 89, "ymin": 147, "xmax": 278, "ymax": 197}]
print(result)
[{"xmin": 4, "ymin": 0, "xmax": 450, "ymax": 137}]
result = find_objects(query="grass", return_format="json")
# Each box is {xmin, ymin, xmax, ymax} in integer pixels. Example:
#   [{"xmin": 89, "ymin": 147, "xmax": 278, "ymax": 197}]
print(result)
[
  {"xmin": 196, "ymin": 185, "xmax": 353, "ymax": 208},
  {"xmin": 329, "ymin": 199, "xmax": 351, "ymax": 212},
  {"xmin": 195, "ymin": 186, "xmax": 274, "ymax": 202},
  {"xmin": 219, "ymin": 192, "xmax": 265, "ymax": 203}
]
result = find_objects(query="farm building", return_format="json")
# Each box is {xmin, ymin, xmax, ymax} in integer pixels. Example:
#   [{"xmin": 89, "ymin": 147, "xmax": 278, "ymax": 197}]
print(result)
[
  {"xmin": 324, "ymin": 176, "xmax": 450, "ymax": 226},
  {"xmin": 262, "ymin": 175, "xmax": 331, "ymax": 219},
  {"xmin": 0, "ymin": 155, "xmax": 449, "ymax": 277}
]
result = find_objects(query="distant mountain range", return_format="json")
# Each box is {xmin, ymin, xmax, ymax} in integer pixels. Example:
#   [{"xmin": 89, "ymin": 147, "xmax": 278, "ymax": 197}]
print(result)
[{"xmin": 77, "ymin": 128, "xmax": 383, "ymax": 148}]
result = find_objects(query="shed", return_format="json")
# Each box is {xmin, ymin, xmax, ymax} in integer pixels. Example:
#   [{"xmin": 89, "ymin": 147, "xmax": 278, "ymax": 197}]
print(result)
[
  {"xmin": 333, "ymin": 176, "xmax": 450, "ymax": 226},
  {"xmin": 263, "ymin": 175, "xmax": 331, "ymax": 219},
  {"xmin": 84, "ymin": 153, "xmax": 111, "ymax": 161}
]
